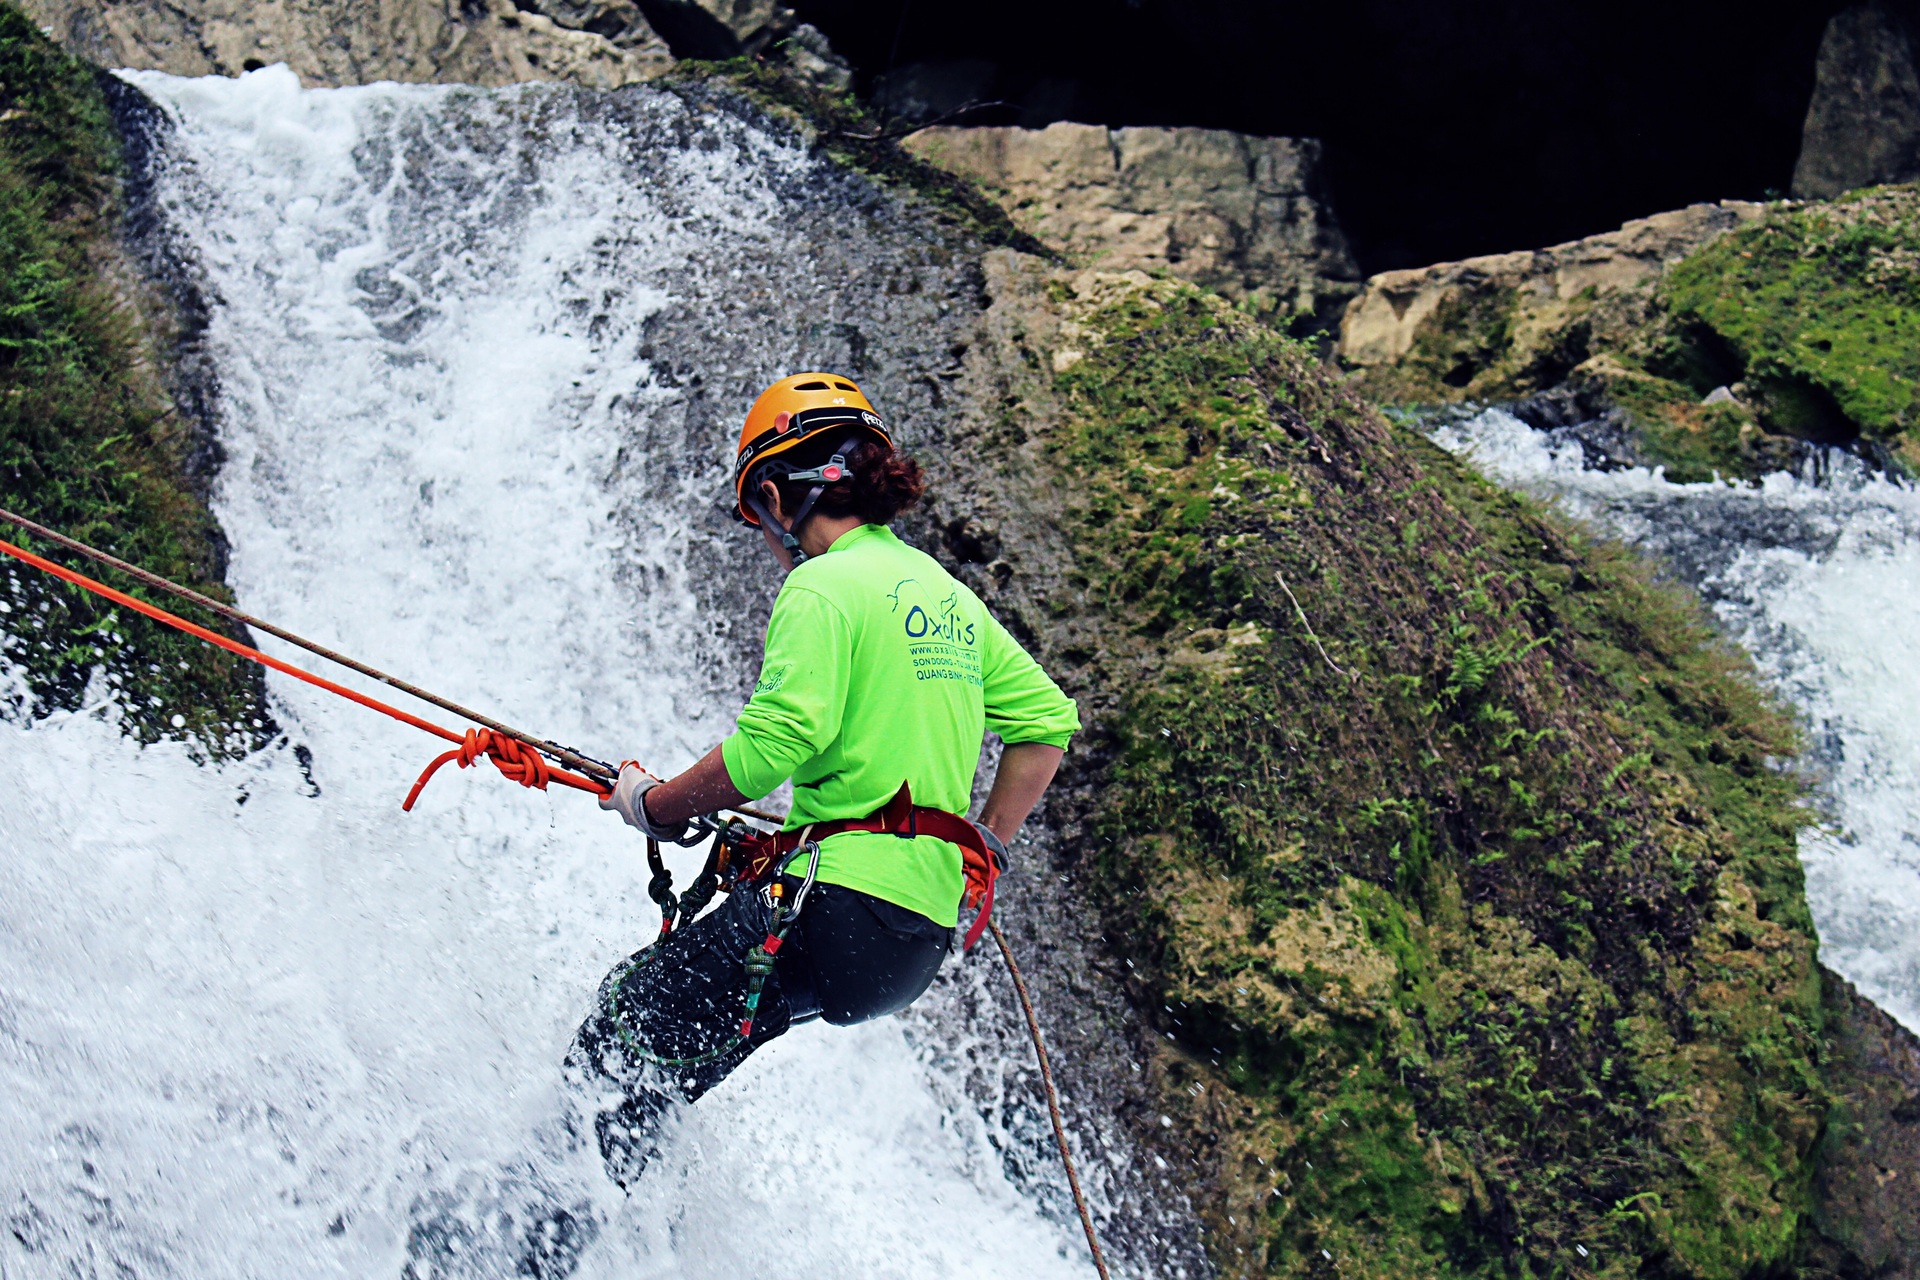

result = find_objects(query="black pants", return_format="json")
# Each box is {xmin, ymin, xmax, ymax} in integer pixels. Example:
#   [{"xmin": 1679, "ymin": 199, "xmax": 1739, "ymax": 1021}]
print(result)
[{"xmin": 567, "ymin": 878, "xmax": 950, "ymax": 1186}]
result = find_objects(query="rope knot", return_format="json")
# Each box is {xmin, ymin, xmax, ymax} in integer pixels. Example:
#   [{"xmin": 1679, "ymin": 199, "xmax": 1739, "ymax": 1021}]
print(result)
[
  {"xmin": 477, "ymin": 730, "xmax": 553, "ymax": 790},
  {"xmin": 743, "ymin": 946, "xmax": 777, "ymax": 981},
  {"xmin": 404, "ymin": 727, "xmax": 554, "ymax": 810}
]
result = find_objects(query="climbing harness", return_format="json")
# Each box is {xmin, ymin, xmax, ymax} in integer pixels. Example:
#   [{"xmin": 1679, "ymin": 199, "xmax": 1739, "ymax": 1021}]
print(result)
[
  {"xmin": 0, "ymin": 506, "xmax": 1109, "ymax": 1277},
  {"xmin": 604, "ymin": 836, "xmax": 822, "ymax": 1071},
  {"xmin": 718, "ymin": 779, "xmax": 1006, "ymax": 951}
]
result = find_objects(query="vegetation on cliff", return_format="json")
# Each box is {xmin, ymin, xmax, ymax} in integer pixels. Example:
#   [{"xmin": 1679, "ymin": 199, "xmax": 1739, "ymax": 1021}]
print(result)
[
  {"xmin": 0, "ymin": 7, "xmax": 264, "ymax": 752},
  {"xmin": 1657, "ymin": 186, "xmax": 1920, "ymax": 473},
  {"xmin": 1015, "ymin": 272, "xmax": 1822, "ymax": 1277},
  {"xmin": 1349, "ymin": 186, "xmax": 1920, "ymax": 482}
]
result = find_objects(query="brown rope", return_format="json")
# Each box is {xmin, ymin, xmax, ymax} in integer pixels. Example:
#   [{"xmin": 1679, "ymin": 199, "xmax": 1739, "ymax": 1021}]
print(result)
[{"xmin": 989, "ymin": 918, "xmax": 1112, "ymax": 1280}]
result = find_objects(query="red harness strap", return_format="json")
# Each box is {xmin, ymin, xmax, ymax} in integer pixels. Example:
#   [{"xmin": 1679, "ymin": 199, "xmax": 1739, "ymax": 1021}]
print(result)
[{"xmin": 733, "ymin": 782, "xmax": 1003, "ymax": 951}]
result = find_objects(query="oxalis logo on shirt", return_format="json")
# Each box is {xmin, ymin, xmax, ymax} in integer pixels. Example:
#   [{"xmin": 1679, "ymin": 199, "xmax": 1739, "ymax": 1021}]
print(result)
[{"xmin": 889, "ymin": 579, "xmax": 982, "ymax": 686}]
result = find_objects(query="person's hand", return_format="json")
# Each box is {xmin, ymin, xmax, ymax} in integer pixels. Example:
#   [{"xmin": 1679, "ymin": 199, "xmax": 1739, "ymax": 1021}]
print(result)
[
  {"xmin": 969, "ymin": 819, "xmax": 1011, "ymax": 873},
  {"xmin": 599, "ymin": 763, "xmax": 689, "ymax": 842}
]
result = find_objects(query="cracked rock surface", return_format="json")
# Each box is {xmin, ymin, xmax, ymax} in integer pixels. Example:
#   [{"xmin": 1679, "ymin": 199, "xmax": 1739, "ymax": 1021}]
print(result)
[{"xmin": 18, "ymin": 0, "xmax": 672, "ymax": 87}]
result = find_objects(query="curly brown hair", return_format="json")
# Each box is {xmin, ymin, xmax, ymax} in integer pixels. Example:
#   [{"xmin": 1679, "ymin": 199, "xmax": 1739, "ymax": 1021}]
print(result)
[{"xmin": 761, "ymin": 437, "xmax": 925, "ymax": 526}]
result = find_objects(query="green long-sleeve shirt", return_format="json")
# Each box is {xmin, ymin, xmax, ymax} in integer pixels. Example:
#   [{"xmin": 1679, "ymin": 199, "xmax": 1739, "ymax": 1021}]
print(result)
[{"xmin": 721, "ymin": 523, "xmax": 1079, "ymax": 926}]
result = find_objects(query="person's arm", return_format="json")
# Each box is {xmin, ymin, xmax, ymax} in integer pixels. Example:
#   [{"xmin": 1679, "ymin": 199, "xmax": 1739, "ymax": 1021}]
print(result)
[
  {"xmin": 977, "ymin": 741, "xmax": 1064, "ymax": 845},
  {"xmin": 642, "ymin": 744, "xmax": 747, "ymax": 827},
  {"xmin": 975, "ymin": 609, "xmax": 1080, "ymax": 846},
  {"xmin": 720, "ymin": 586, "xmax": 851, "ymax": 801}
]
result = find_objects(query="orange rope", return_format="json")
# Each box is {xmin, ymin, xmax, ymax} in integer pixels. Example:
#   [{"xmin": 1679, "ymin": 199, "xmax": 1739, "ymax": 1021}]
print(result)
[
  {"xmin": 0, "ymin": 534, "xmax": 609, "ymax": 806},
  {"xmin": 404, "ymin": 727, "xmax": 569, "ymax": 810}
]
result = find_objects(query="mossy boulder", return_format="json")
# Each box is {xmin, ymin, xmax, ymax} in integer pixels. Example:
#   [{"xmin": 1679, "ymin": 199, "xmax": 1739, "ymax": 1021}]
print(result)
[
  {"xmin": 0, "ymin": 7, "xmax": 265, "ymax": 752},
  {"xmin": 956, "ymin": 257, "xmax": 1825, "ymax": 1277},
  {"xmin": 1658, "ymin": 185, "xmax": 1920, "ymax": 471},
  {"xmin": 1336, "ymin": 203, "xmax": 1761, "ymax": 413},
  {"xmin": 1339, "ymin": 188, "xmax": 1920, "ymax": 481}
]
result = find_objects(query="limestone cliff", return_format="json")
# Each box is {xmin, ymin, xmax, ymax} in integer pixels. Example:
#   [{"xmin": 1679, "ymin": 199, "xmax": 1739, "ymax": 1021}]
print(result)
[
  {"xmin": 903, "ymin": 122, "xmax": 1360, "ymax": 328},
  {"xmin": 17, "ymin": 0, "xmax": 672, "ymax": 87},
  {"xmin": 4, "ymin": 7, "xmax": 1913, "ymax": 1273}
]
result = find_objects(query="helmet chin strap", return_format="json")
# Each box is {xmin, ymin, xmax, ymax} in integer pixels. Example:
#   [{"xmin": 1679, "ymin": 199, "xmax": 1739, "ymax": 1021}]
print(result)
[
  {"xmin": 746, "ymin": 490, "xmax": 806, "ymax": 569},
  {"xmin": 748, "ymin": 439, "xmax": 859, "ymax": 570}
]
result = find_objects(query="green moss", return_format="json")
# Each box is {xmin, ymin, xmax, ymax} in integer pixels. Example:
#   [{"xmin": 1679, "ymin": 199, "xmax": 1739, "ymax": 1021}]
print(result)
[
  {"xmin": 1046, "ymin": 278, "xmax": 1823, "ymax": 1276},
  {"xmin": 1661, "ymin": 186, "xmax": 1920, "ymax": 470},
  {"xmin": 1357, "ymin": 186, "xmax": 1920, "ymax": 480},
  {"xmin": 1359, "ymin": 287, "xmax": 1606, "ymax": 413},
  {"xmin": 1400, "ymin": 285, "xmax": 1523, "ymax": 399},
  {"xmin": 0, "ymin": 5, "xmax": 266, "ymax": 753}
]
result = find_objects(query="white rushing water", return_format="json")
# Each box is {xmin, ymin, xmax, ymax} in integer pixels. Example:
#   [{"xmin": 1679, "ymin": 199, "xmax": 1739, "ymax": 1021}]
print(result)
[
  {"xmin": 1434, "ymin": 409, "xmax": 1920, "ymax": 1036},
  {"xmin": 0, "ymin": 68, "xmax": 1095, "ymax": 1279}
]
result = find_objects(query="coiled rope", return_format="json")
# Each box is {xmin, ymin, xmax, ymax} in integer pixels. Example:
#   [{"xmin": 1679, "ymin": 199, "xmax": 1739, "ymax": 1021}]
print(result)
[{"xmin": 0, "ymin": 506, "xmax": 1110, "ymax": 1275}]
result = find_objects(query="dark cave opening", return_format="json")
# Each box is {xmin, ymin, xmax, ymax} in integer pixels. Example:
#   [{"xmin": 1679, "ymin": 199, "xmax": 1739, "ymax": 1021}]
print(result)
[{"xmin": 783, "ymin": 0, "xmax": 1842, "ymax": 274}]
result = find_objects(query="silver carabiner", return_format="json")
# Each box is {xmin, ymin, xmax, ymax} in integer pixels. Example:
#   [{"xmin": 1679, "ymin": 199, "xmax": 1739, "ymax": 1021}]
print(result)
[{"xmin": 787, "ymin": 839, "xmax": 823, "ymax": 919}]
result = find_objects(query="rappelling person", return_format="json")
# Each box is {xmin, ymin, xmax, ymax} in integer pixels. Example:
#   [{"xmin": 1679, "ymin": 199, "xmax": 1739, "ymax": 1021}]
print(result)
[{"xmin": 566, "ymin": 373, "xmax": 1081, "ymax": 1187}]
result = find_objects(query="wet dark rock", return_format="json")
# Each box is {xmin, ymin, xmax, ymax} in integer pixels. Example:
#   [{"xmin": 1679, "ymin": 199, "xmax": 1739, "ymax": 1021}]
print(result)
[
  {"xmin": 1802, "ymin": 967, "xmax": 1920, "ymax": 1278},
  {"xmin": 1795, "ymin": 1, "xmax": 1920, "ymax": 199},
  {"xmin": 1506, "ymin": 385, "xmax": 1652, "ymax": 473}
]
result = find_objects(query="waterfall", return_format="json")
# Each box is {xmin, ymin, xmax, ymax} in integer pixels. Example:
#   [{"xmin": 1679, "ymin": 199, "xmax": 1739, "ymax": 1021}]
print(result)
[
  {"xmin": 0, "ymin": 67, "xmax": 1103, "ymax": 1278},
  {"xmin": 1434, "ymin": 409, "xmax": 1920, "ymax": 1036}
]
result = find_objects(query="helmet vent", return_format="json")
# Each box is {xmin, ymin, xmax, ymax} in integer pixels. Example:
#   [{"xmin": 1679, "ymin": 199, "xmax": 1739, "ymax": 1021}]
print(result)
[
  {"xmin": 793, "ymin": 380, "xmax": 830, "ymax": 390},
  {"xmin": 833, "ymin": 381, "xmax": 856, "ymax": 391}
]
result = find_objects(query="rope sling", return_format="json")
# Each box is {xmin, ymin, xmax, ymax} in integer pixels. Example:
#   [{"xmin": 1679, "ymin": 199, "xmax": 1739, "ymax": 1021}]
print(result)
[{"xmin": 0, "ymin": 506, "xmax": 1111, "ymax": 1279}]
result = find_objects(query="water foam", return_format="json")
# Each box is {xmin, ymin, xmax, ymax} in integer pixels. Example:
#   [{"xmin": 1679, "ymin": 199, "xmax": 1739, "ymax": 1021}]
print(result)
[
  {"xmin": 1434, "ymin": 409, "xmax": 1920, "ymax": 1034},
  {"xmin": 0, "ymin": 67, "xmax": 1094, "ymax": 1279}
]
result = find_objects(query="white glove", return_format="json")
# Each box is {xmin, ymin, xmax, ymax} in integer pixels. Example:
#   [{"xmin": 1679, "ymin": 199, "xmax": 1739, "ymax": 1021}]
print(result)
[{"xmin": 599, "ymin": 764, "xmax": 688, "ymax": 842}]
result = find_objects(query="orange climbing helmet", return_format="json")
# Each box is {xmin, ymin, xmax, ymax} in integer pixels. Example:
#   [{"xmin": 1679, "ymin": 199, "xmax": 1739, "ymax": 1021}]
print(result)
[{"xmin": 731, "ymin": 372, "xmax": 894, "ymax": 527}]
